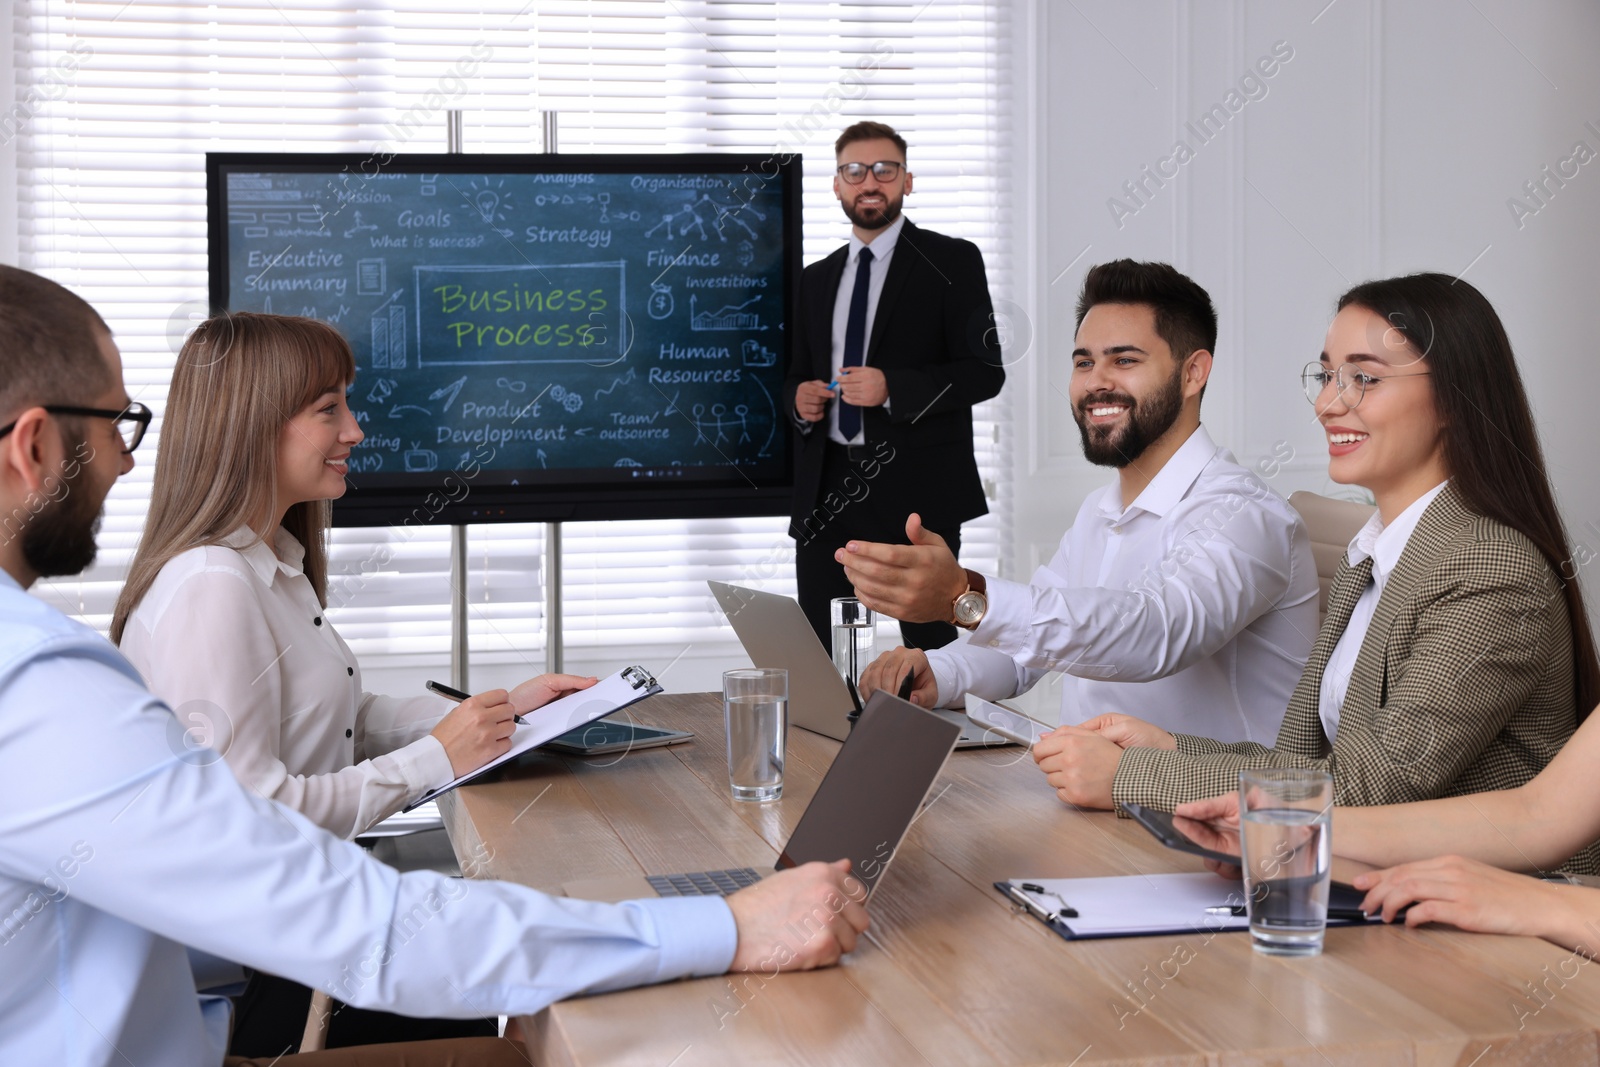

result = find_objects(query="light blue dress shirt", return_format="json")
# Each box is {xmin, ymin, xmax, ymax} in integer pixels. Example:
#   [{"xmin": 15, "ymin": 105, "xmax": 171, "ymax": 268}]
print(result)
[{"xmin": 0, "ymin": 570, "xmax": 737, "ymax": 1067}]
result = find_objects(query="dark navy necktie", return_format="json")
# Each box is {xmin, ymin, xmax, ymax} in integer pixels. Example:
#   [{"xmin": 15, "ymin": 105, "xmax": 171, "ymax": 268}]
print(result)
[{"xmin": 838, "ymin": 246, "xmax": 874, "ymax": 441}]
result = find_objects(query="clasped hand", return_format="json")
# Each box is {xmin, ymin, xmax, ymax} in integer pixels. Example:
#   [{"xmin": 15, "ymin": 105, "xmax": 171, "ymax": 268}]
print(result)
[
  {"xmin": 793, "ymin": 367, "xmax": 888, "ymax": 422},
  {"xmin": 1031, "ymin": 713, "xmax": 1176, "ymax": 810}
]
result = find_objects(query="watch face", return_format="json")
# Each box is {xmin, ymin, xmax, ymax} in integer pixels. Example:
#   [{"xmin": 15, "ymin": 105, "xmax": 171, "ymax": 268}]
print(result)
[{"xmin": 954, "ymin": 591, "xmax": 987, "ymax": 625}]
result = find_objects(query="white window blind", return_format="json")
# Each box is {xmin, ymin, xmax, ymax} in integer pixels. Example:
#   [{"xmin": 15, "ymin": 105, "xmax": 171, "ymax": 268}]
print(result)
[{"xmin": 16, "ymin": 0, "xmax": 1012, "ymax": 686}]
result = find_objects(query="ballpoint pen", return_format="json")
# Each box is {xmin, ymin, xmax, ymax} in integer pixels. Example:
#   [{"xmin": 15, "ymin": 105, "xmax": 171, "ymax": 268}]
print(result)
[
  {"xmin": 425, "ymin": 679, "xmax": 527, "ymax": 725},
  {"xmin": 1204, "ymin": 905, "xmax": 1370, "ymax": 921}
]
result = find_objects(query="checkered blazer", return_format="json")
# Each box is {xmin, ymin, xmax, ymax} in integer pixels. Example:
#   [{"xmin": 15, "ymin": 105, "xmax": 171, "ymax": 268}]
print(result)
[{"xmin": 1112, "ymin": 484, "xmax": 1598, "ymax": 873}]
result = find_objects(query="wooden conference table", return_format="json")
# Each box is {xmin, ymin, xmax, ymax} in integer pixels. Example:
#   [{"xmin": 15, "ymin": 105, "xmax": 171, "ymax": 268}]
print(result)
[{"xmin": 438, "ymin": 692, "xmax": 1600, "ymax": 1066}]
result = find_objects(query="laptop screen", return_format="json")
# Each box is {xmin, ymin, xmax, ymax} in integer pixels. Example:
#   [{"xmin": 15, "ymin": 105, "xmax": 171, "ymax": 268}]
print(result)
[{"xmin": 777, "ymin": 690, "xmax": 961, "ymax": 896}]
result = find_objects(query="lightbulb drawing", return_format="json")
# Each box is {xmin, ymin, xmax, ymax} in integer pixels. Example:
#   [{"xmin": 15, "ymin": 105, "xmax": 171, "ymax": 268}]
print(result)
[
  {"xmin": 474, "ymin": 188, "xmax": 501, "ymax": 224},
  {"xmin": 463, "ymin": 177, "xmax": 513, "ymax": 230}
]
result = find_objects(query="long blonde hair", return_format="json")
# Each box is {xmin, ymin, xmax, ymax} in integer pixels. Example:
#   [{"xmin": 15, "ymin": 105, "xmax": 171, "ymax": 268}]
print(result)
[{"xmin": 112, "ymin": 312, "xmax": 356, "ymax": 642}]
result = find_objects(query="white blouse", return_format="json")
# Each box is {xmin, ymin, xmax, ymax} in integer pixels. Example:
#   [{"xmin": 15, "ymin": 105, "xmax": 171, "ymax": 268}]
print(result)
[
  {"xmin": 1317, "ymin": 481, "xmax": 1449, "ymax": 743},
  {"xmin": 119, "ymin": 526, "xmax": 455, "ymax": 838}
]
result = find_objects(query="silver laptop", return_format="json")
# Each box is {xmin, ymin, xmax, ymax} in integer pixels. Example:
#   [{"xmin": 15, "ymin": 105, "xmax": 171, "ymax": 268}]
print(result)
[
  {"xmin": 563, "ymin": 689, "xmax": 960, "ymax": 903},
  {"xmin": 707, "ymin": 580, "xmax": 1007, "ymax": 748}
]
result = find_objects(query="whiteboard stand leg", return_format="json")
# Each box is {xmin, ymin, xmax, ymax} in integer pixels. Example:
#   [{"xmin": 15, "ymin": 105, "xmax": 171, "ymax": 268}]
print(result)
[
  {"xmin": 545, "ymin": 522, "xmax": 563, "ymax": 674},
  {"xmin": 450, "ymin": 524, "xmax": 469, "ymax": 690}
]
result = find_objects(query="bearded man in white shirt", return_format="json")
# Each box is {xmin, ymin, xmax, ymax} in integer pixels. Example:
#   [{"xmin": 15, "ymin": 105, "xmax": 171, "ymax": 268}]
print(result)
[
  {"xmin": 0, "ymin": 265, "xmax": 868, "ymax": 1067},
  {"xmin": 851, "ymin": 259, "xmax": 1319, "ymax": 797}
]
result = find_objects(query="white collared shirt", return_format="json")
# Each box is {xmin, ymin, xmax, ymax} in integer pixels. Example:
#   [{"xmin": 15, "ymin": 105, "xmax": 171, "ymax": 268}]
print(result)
[
  {"xmin": 0, "ymin": 569, "xmax": 735, "ymax": 1067},
  {"xmin": 827, "ymin": 213, "xmax": 906, "ymax": 444},
  {"xmin": 926, "ymin": 425, "xmax": 1320, "ymax": 742},
  {"xmin": 1317, "ymin": 481, "xmax": 1449, "ymax": 742},
  {"xmin": 118, "ymin": 526, "xmax": 455, "ymax": 838}
]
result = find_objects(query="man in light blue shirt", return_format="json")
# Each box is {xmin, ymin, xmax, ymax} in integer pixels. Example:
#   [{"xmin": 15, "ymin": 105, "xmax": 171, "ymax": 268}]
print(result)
[{"xmin": 0, "ymin": 266, "xmax": 869, "ymax": 1067}]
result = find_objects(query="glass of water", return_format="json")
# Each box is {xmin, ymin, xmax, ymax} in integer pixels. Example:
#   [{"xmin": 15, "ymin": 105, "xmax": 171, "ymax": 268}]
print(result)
[
  {"xmin": 1239, "ymin": 767, "xmax": 1333, "ymax": 956},
  {"xmin": 830, "ymin": 597, "xmax": 875, "ymax": 691},
  {"xmin": 723, "ymin": 668, "xmax": 787, "ymax": 802}
]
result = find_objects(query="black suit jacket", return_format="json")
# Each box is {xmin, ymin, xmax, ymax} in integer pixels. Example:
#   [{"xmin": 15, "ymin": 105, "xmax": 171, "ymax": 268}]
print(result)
[{"xmin": 782, "ymin": 219, "xmax": 1005, "ymax": 540}]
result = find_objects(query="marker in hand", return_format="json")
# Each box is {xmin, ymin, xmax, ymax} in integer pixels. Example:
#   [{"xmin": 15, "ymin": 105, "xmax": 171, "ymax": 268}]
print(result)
[{"xmin": 425, "ymin": 679, "xmax": 525, "ymax": 725}]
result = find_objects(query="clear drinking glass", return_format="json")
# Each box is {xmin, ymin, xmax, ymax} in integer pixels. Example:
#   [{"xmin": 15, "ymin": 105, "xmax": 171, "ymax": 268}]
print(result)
[
  {"xmin": 1239, "ymin": 767, "xmax": 1333, "ymax": 956},
  {"xmin": 831, "ymin": 597, "xmax": 875, "ymax": 691},
  {"xmin": 723, "ymin": 668, "xmax": 787, "ymax": 802}
]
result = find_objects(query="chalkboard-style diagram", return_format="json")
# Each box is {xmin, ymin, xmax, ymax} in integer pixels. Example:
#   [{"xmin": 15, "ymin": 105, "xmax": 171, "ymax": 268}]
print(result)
[
  {"xmin": 644, "ymin": 193, "xmax": 766, "ymax": 242},
  {"xmin": 646, "ymin": 282, "xmax": 674, "ymax": 319},
  {"xmin": 416, "ymin": 262, "xmax": 625, "ymax": 366},
  {"xmin": 429, "ymin": 375, "xmax": 468, "ymax": 412},
  {"xmin": 463, "ymin": 176, "xmax": 515, "ymax": 234},
  {"xmin": 344, "ymin": 211, "xmax": 379, "ymax": 239},
  {"xmin": 370, "ymin": 290, "xmax": 408, "ymax": 370},
  {"xmin": 356, "ymin": 258, "xmax": 386, "ymax": 295},
  {"xmin": 594, "ymin": 368, "xmax": 636, "ymax": 399},
  {"xmin": 549, "ymin": 384, "xmax": 583, "ymax": 414},
  {"xmin": 690, "ymin": 294, "xmax": 763, "ymax": 332},
  {"xmin": 210, "ymin": 152, "xmax": 800, "ymax": 526},
  {"xmin": 741, "ymin": 340, "xmax": 777, "ymax": 367}
]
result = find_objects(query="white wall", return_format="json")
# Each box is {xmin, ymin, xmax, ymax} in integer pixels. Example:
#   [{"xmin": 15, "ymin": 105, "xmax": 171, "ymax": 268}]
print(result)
[{"xmin": 1010, "ymin": 0, "xmax": 1600, "ymax": 635}]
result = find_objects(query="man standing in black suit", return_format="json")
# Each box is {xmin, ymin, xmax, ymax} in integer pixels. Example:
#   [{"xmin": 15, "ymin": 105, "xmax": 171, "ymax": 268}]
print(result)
[{"xmin": 784, "ymin": 121, "xmax": 1005, "ymax": 650}]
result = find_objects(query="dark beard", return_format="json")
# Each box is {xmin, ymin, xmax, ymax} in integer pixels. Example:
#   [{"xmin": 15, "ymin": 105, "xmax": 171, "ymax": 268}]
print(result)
[
  {"xmin": 22, "ymin": 454, "xmax": 103, "ymax": 579},
  {"xmin": 1074, "ymin": 364, "xmax": 1185, "ymax": 468},
  {"xmin": 842, "ymin": 192, "xmax": 902, "ymax": 231}
]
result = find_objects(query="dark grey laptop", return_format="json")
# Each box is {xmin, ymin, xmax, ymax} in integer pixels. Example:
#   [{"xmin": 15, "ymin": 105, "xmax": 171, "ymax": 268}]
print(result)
[
  {"xmin": 563, "ymin": 690, "xmax": 961, "ymax": 903},
  {"xmin": 707, "ymin": 579, "xmax": 1004, "ymax": 747}
]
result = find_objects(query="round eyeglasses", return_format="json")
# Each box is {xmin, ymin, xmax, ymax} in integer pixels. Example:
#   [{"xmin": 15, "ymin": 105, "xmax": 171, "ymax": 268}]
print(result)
[
  {"xmin": 0, "ymin": 402, "xmax": 154, "ymax": 453},
  {"xmin": 835, "ymin": 160, "xmax": 904, "ymax": 185},
  {"xmin": 1301, "ymin": 362, "xmax": 1430, "ymax": 409}
]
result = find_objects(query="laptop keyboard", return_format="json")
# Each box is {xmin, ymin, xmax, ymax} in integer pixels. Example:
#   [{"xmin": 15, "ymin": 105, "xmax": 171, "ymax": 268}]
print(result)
[{"xmin": 646, "ymin": 867, "xmax": 764, "ymax": 897}]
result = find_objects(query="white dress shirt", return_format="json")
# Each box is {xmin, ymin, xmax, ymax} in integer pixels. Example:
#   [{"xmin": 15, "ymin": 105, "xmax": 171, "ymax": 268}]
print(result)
[
  {"xmin": 118, "ymin": 526, "xmax": 456, "ymax": 838},
  {"xmin": 926, "ymin": 425, "xmax": 1320, "ymax": 742},
  {"xmin": 0, "ymin": 569, "xmax": 736, "ymax": 1067},
  {"xmin": 1317, "ymin": 481, "xmax": 1448, "ymax": 742},
  {"xmin": 826, "ymin": 213, "xmax": 904, "ymax": 443}
]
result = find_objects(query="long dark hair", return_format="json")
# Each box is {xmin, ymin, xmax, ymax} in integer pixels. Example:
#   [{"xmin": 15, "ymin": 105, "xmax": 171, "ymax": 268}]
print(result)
[{"xmin": 1338, "ymin": 273, "xmax": 1600, "ymax": 721}]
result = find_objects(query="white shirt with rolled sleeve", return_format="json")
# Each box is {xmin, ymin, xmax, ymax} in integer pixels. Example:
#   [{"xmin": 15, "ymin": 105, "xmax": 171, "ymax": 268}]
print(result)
[
  {"xmin": 118, "ymin": 526, "xmax": 457, "ymax": 838},
  {"xmin": 925, "ymin": 425, "xmax": 1319, "ymax": 743},
  {"xmin": 0, "ymin": 569, "xmax": 736, "ymax": 1067}
]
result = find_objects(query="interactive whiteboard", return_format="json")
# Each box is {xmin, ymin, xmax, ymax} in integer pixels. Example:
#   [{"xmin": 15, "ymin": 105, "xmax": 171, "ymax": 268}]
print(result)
[{"xmin": 207, "ymin": 152, "xmax": 800, "ymax": 525}]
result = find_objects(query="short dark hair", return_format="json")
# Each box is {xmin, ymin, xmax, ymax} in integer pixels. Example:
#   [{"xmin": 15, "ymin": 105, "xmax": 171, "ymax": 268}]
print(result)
[
  {"xmin": 1074, "ymin": 259, "xmax": 1218, "ymax": 364},
  {"xmin": 1337, "ymin": 272, "xmax": 1600, "ymax": 721},
  {"xmin": 0, "ymin": 265, "xmax": 112, "ymax": 423},
  {"xmin": 835, "ymin": 121, "xmax": 907, "ymax": 160}
]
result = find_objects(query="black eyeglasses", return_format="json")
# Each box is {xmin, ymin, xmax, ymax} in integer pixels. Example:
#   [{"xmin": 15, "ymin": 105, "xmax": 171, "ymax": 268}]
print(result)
[
  {"xmin": 0, "ymin": 402, "xmax": 154, "ymax": 453},
  {"xmin": 836, "ymin": 160, "xmax": 905, "ymax": 184}
]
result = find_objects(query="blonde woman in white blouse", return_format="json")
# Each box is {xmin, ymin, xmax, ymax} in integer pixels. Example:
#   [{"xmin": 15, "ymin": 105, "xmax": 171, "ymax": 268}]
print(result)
[{"xmin": 112, "ymin": 312, "xmax": 594, "ymax": 839}]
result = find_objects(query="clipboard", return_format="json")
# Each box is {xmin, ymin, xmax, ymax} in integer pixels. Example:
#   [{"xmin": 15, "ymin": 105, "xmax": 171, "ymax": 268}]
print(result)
[
  {"xmin": 405, "ymin": 665, "xmax": 663, "ymax": 810},
  {"xmin": 994, "ymin": 872, "xmax": 1375, "ymax": 941}
]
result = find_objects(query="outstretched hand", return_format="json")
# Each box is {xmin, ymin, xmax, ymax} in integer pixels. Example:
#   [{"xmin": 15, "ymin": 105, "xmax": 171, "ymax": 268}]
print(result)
[{"xmin": 835, "ymin": 514, "xmax": 969, "ymax": 623}]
